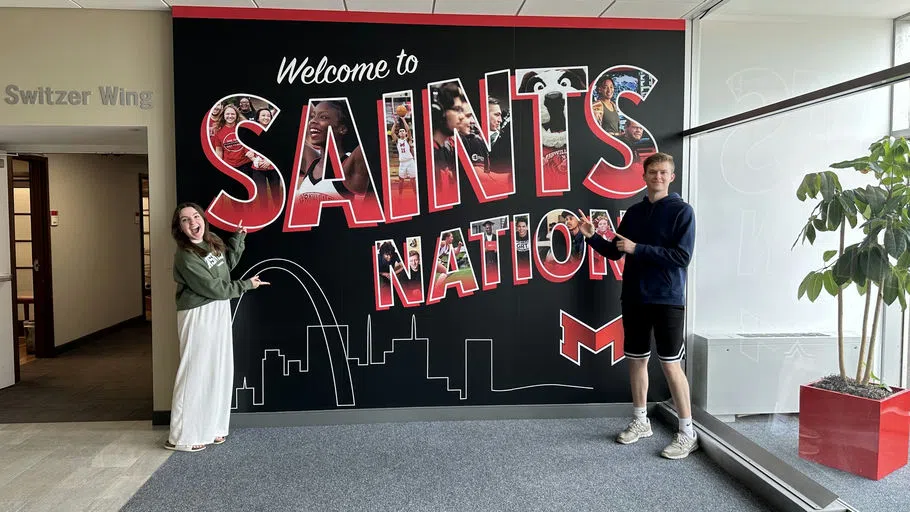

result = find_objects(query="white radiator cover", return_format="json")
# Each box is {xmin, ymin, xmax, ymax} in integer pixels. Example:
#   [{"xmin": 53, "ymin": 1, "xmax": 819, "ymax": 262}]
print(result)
[{"xmin": 690, "ymin": 332, "xmax": 866, "ymax": 418}]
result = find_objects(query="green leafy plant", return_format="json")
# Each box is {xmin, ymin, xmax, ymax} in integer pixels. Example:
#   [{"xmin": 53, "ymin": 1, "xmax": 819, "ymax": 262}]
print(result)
[
  {"xmin": 869, "ymin": 371, "xmax": 891, "ymax": 392},
  {"xmin": 794, "ymin": 135, "xmax": 910, "ymax": 390}
]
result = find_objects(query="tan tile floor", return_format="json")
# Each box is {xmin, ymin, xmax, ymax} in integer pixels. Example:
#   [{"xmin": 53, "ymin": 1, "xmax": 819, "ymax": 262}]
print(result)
[{"xmin": 0, "ymin": 421, "xmax": 171, "ymax": 512}]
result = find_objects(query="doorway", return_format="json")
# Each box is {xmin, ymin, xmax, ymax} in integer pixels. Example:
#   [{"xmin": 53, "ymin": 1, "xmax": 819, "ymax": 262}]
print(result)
[
  {"xmin": 140, "ymin": 175, "xmax": 151, "ymax": 321},
  {"xmin": 0, "ymin": 150, "xmax": 153, "ymax": 422},
  {"xmin": 0, "ymin": 128, "xmax": 153, "ymax": 421},
  {"xmin": 9, "ymin": 155, "xmax": 55, "ymax": 372}
]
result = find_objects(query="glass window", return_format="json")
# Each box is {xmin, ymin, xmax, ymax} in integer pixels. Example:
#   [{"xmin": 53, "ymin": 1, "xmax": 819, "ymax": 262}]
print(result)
[
  {"xmin": 893, "ymin": 20, "xmax": 910, "ymax": 133},
  {"xmin": 689, "ymin": 86, "xmax": 907, "ymax": 506}
]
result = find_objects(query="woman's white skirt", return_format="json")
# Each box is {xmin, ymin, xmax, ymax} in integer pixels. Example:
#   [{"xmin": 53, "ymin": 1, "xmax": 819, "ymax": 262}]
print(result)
[{"xmin": 168, "ymin": 299, "xmax": 234, "ymax": 447}]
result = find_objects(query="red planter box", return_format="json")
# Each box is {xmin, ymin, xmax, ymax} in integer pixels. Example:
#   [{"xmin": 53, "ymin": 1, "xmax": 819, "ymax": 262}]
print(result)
[{"xmin": 799, "ymin": 382, "xmax": 910, "ymax": 480}]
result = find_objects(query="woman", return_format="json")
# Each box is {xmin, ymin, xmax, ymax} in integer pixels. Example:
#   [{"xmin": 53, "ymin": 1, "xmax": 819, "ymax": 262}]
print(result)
[
  {"xmin": 434, "ymin": 232, "xmax": 463, "ymax": 291},
  {"xmin": 592, "ymin": 76, "xmax": 621, "ymax": 136},
  {"xmin": 213, "ymin": 104, "xmax": 254, "ymax": 173},
  {"xmin": 208, "ymin": 102, "xmax": 224, "ymax": 139},
  {"xmin": 250, "ymin": 108, "xmax": 275, "ymax": 171},
  {"xmin": 594, "ymin": 214, "xmax": 615, "ymax": 240},
  {"xmin": 255, "ymin": 107, "xmax": 272, "ymax": 127},
  {"xmin": 165, "ymin": 203, "xmax": 268, "ymax": 452},
  {"xmin": 296, "ymin": 101, "xmax": 370, "ymax": 204}
]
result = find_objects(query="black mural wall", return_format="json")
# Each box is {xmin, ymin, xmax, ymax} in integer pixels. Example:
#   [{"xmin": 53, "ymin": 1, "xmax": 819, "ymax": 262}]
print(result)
[{"xmin": 172, "ymin": 8, "xmax": 686, "ymax": 412}]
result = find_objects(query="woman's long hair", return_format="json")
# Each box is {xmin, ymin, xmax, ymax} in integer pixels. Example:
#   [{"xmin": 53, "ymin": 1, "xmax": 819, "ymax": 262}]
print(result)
[
  {"xmin": 221, "ymin": 104, "xmax": 242, "ymax": 127},
  {"xmin": 171, "ymin": 202, "xmax": 225, "ymax": 257},
  {"xmin": 209, "ymin": 103, "xmax": 225, "ymax": 134}
]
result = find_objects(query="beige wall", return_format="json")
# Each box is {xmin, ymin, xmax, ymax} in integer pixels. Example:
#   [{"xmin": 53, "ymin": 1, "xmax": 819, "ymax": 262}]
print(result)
[
  {"xmin": 47, "ymin": 153, "xmax": 146, "ymax": 346},
  {"xmin": 0, "ymin": 9, "xmax": 177, "ymax": 409}
]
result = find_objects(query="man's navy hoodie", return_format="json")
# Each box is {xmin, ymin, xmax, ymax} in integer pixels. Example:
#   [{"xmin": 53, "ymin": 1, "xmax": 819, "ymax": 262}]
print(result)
[{"xmin": 586, "ymin": 193, "xmax": 695, "ymax": 306}]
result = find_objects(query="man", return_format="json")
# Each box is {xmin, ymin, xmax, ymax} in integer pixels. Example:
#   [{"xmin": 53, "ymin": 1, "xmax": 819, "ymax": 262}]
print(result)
[
  {"xmin": 488, "ymin": 97, "xmax": 504, "ymax": 146},
  {"xmin": 481, "ymin": 220, "xmax": 498, "ymax": 267},
  {"xmin": 238, "ymin": 96, "xmax": 256, "ymax": 121},
  {"xmin": 514, "ymin": 217, "xmax": 531, "ymax": 275},
  {"xmin": 564, "ymin": 214, "xmax": 585, "ymax": 259},
  {"xmin": 548, "ymin": 213, "xmax": 585, "ymax": 263},
  {"xmin": 579, "ymin": 152, "xmax": 697, "ymax": 460},
  {"xmin": 395, "ymin": 128, "xmax": 417, "ymax": 198},
  {"xmin": 618, "ymin": 120, "xmax": 656, "ymax": 174},
  {"xmin": 618, "ymin": 120, "xmax": 646, "ymax": 149},
  {"xmin": 431, "ymin": 84, "xmax": 461, "ymax": 195},
  {"xmin": 399, "ymin": 250, "xmax": 423, "ymax": 300},
  {"xmin": 454, "ymin": 100, "xmax": 488, "ymax": 171},
  {"xmin": 514, "ymin": 218, "xmax": 530, "ymax": 256}
]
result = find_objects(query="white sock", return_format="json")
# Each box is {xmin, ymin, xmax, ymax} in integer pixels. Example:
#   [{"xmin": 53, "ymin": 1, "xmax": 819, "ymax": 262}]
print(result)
[
  {"xmin": 679, "ymin": 417, "xmax": 694, "ymax": 438},
  {"xmin": 633, "ymin": 407, "xmax": 648, "ymax": 422}
]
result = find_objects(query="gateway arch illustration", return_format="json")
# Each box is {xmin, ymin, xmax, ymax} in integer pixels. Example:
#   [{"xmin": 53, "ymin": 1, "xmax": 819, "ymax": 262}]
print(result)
[{"xmin": 232, "ymin": 258, "xmax": 355, "ymax": 407}]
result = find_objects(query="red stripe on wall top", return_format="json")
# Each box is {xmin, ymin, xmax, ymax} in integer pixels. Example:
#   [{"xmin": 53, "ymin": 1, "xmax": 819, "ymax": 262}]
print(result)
[{"xmin": 170, "ymin": 7, "xmax": 685, "ymax": 31}]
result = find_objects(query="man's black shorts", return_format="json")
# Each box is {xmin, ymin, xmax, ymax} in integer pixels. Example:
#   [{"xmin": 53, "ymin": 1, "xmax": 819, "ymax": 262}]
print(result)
[{"xmin": 621, "ymin": 303, "xmax": 685, "ymax": 363}]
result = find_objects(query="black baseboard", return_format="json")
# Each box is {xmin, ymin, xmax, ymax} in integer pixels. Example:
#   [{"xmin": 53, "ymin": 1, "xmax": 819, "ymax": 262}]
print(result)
[
  {"xmin": 56, "ymin": 315, "xmax": 147, "ymax": 355},
  {"xmin": 153, "ymin": 403, "xmax": 637, "ymax": 428},
  {"xmin": 152, "ymin": 410, "xmax": 170, "ymax": 426}
]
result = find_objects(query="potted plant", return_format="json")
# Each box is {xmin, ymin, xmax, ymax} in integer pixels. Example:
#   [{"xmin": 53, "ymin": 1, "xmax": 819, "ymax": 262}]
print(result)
[{"xmin": 793, "ymin": 135, "xmax": 910, "ymax": 480}]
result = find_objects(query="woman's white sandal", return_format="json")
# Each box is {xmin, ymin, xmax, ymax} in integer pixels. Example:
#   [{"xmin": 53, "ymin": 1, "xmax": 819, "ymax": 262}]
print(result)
[{"xmin": 164, "ymin": 441, "xmax": 206, "ymax": 452}]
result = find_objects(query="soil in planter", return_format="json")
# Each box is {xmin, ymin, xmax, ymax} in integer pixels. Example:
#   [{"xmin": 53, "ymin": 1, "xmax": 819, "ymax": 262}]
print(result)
[{"xmin": 811, "ymin": 374, "xmax": 894, "ymax": 400}]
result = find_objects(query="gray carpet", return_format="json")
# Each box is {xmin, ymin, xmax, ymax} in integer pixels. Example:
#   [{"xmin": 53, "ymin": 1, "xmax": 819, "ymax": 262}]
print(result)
[
  {"xmin": 123, "ymin": 417, "xmax": 773, "ymax": 512},
  {"xmin": 731, "ymin": 414, "xmax": 910, "ymax": 512},
  {"xmin": 0, "ymin": 321, "xmax": 152, "ymax": 423}
]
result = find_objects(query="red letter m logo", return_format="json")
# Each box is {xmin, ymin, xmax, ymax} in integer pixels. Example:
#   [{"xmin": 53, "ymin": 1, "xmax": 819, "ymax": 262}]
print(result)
[{"xmin": 559, "ymin": 311, "xmax": 624, "ymax": 365}]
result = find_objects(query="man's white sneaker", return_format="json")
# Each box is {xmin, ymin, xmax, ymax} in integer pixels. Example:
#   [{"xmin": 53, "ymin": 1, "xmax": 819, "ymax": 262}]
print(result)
[
  {"xmin": 616, "ymin": 418, "xmax": 653, "ymax": 445},
  {"xmin": 661, "ymin": 432, "xmax": 699, "ymax": 459}
]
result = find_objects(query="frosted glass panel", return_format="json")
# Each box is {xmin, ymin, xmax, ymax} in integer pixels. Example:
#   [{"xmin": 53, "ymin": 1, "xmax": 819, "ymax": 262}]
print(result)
[
  {"xmin": 15, "ymin": 269, "xmax": 32, "ymax": 296},
  {"xmin": 11, "ymin": 158, "xmax": 28, "ymax": 176},
  {"xmin": 14, "ymin": 215, "xmax": 31, "ymax": 240},
  {"xmin": 15, "ymin": 303, "xmax": 33, "ymax": 322},
  {"xmin": 697, "ymin": 18, "xmax": 892, "ymax": 126},
  {"xmin": 17, "ymin": 303, "xmax": 33, "ymax": 322},
  {"xmin": 894, "ymin": 79, "xmax": 910, "ymax": 133},
  {"xmin": 895, "ymin": 22, "xmax": 910, "ymax": 132},
  {"xmin": 692, "ymin": 87, "xmax": 890, "ymax": 336},
  {"xmin": 14, "ymin": 242, "xmax": 31, "ymax": 265},
  {"xmin": 13, "ymin": 188, "xmax": 30, "ymax": 214}
]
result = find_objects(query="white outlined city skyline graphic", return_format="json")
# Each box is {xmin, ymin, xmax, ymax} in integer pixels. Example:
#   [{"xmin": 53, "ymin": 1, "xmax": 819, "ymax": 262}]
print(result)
[
  {"xmin": 232, "ymin": 314, "xmax": 595, "ymax": 410},
  {"xmin": 231, "ymin": 258, "xmax": 594, "ymax": 409}
]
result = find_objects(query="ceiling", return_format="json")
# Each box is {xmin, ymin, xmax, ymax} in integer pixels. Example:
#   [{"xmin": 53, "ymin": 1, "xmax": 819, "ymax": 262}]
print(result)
[
  {"xmin": 0, "ymin": 0, "xmax": 706, "ymax": 19},
  {"xmin": 714, "ymin": 0, "xmax": 910, "ymax": 19},
  {"xmin": 0, "ymin": 0, "xmax": 908, "ymax": 18},
  {"xmin": 0, "ymin": 126, "xmax": 148, "ymax": 154}
]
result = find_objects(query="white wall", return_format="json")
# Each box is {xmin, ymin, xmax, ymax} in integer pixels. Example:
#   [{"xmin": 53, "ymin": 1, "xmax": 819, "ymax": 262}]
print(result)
[
  {"xmin": 0, "ymin": 9, "xmax": 177, "ymax": 410},
  {"xmin": 690, "ymin": 17, "xmax": 893, "ymax": 350},
  {"xmin": 47, "ymin": 154, "xmax": 146, "ymax": 346}
]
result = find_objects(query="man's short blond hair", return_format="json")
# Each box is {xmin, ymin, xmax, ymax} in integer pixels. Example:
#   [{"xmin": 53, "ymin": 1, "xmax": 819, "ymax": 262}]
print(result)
[{"xmin": 643, "ymin": 152, "xmax": 675, "ymax": 172}]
